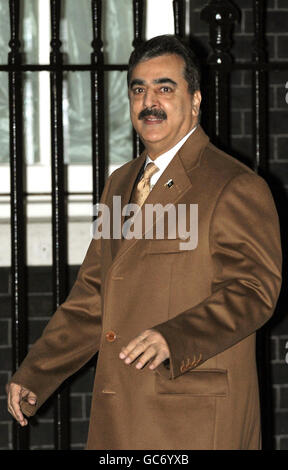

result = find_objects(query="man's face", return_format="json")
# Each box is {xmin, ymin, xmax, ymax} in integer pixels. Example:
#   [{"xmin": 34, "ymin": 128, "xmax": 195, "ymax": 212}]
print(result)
[{"xmin": 128, "ymin": 54, "xmax": 201, "ymax": 159}]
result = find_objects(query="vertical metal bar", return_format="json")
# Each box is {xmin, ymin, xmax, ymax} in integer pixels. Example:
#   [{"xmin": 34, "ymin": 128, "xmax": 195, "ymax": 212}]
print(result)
[
  {"xmin": 201, "ymin": 0, "xmax": 239, "ymax": 150},
  {"xmin": 8, "ymin": 0, "xmax": 29, "ymax": 450},
  {"xmin": 50, "ymin": 0, "xmax": 70, "ymax": 450},
  {"xmin": 91, "ymin": 0, "xmax": 105, "ymax": 206},
  {"xmin": 173, "ymin": 0, "xmax": 185, "ymax": 39},
  {"xmin": 132, "ymin": 0, "xmax": 145, "ymax": 158},
  {"xmin": 252, "ymin": 0, "xmax": 268, "ymax": 174},
  {"xmin": 252, "ymin": 0, "xmax": 272, "ymax": 450},
  {"xmin": 132, "ymin": 0, "xmax": 144, "ymax": 49}
]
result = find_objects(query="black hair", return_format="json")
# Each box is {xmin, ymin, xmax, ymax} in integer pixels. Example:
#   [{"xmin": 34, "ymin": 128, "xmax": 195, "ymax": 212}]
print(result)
[{"xmin": 127, "ymin": 35, "xmax": 201, "ymax": 95}]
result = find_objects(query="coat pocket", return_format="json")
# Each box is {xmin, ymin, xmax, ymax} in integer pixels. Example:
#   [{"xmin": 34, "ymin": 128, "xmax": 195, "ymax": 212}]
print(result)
[{"xmin": 155, "ymin": 368, "xmax": 228, "ymax": 397}]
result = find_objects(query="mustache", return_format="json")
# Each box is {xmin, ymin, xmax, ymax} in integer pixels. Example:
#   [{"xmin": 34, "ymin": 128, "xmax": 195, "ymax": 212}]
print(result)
[{"xmin": 138, "ymin": 107, "xmax": 167, "ymax": 121}]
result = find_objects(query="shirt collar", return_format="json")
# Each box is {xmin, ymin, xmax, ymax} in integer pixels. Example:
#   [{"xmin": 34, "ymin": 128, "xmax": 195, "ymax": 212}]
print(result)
[{"xmin": 145, "ymin": 125, "xmax": 198, "ymax": 172}]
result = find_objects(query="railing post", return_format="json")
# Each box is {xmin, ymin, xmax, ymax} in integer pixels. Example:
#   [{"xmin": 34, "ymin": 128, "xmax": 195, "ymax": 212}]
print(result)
[
  {"xmin": 252, "ymin": 0, "xmax": 268, "ymax": 174},
  {"xmin": 173, "ymin": 0, "xmax": 186, "ymax": 39},
  {"xmin": 132, "ymin": 0, "xmax": 145, "ymax": 158},
  {"xmin": 50, "ymin": 0, "xmax": 70, "ymax": 450},
  {"xmin": 201, "ymin": 0, "xmax": 240, "ymax": 150},
  {"xmin": 91, "ymin": 0, "xmax": 105, "ymax": 206},
  {"xmin": 132, "ymin": 0, "xmax": 145, "ymax": 49},
  {"xmin": 8, "ymin": 0, "xmax": 29, "ymax": 450}
]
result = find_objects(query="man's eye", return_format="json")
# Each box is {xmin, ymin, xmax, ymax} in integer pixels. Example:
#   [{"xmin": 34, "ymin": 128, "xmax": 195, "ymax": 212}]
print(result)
[
  {"xmin": 160, "ymin": 86, "xmax": 172, "ymax": 93},
  {"xmin": 133, "ymin": 87, "xmax": 144, "ymax": 94}
]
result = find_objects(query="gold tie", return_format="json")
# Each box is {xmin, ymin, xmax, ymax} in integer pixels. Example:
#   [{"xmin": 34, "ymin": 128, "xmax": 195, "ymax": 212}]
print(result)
[{"xmin": 130, "ymin": 162, "xmax": 159, "ymax": 207}]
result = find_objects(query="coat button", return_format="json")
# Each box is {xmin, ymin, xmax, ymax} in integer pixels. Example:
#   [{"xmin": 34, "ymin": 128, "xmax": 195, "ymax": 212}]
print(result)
[{"xmin": 106, "ymin": 330, "xmax": 117, "ymax": 342}]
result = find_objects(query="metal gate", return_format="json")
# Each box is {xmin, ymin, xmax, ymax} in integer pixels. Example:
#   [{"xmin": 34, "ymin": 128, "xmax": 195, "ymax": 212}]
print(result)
[{"xmin": 2, "ymin": 0, "xmax": 287, "ymax": 450}]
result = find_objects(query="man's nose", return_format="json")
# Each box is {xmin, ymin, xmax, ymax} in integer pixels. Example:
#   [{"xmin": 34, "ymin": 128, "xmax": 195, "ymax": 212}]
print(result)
[{"xmin": 143, "ymin": 89, "xmax": 158, "ymax": 108}]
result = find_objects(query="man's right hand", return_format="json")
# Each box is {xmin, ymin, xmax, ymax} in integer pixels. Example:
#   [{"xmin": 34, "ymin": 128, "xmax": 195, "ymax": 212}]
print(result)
[{"xmin": 6, "ymin": 382, "xmax": 37, "ymax": 427}]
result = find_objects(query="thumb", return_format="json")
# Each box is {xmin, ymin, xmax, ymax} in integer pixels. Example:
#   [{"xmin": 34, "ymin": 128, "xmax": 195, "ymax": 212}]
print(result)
[
  {"xmin": 27, "ymin": 392, "xmax": 37, "ymax": 405},
  {"xmin": 22, "ymin": 387, "xmax": 37, "ymax": 406}
]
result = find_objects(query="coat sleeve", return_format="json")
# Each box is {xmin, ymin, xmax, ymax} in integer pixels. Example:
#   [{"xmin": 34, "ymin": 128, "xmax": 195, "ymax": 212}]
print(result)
[
  {"xmin": 9, "ymin": 176, "xmax": 113, "ymax": 417},
  {"xmin": 153, "ymin": 171, "xmax": 282, "ymax": 380}
]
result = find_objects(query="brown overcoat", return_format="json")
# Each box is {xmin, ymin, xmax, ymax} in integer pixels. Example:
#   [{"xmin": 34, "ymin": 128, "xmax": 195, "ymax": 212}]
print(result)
[{"xmin": 11, "ymin": 126, "xmax": 282, "ymax": 449}]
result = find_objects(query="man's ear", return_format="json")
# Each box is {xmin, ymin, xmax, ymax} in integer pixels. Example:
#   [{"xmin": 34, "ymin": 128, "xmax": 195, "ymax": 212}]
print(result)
[{"xmin": 191, "ymin": 90, "xmax": 202, "ymax": 116}]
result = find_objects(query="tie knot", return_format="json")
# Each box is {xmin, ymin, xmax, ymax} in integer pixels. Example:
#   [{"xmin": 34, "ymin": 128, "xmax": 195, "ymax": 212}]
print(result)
[{"xmin": 142, "ymin": 162, "xmax": 159, "ymax": 183}]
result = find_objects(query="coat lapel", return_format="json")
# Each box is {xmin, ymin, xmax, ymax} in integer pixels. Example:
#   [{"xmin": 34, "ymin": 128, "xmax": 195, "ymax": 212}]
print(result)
[
  {"xmin": 111, "ymin": 125, "xmax": 210, "ymax": 264},
  {"xmin": 110, "ymin": 151, "xmax": 147, "ymax": 259}
]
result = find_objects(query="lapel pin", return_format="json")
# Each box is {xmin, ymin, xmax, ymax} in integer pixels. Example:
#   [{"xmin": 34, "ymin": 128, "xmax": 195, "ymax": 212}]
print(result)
[{"xmin": 165, "ymin": 179, "xmax": 174, "ymax": 188}]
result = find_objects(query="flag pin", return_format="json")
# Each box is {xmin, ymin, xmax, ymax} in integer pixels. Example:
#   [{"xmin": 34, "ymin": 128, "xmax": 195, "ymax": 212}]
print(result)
[{"xmin": 165, "ymin": 179, "xmax": 174, "ymax": 188}]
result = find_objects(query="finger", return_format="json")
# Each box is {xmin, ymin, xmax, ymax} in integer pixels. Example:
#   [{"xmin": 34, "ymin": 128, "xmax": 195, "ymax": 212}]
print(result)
[
  {"xmin": 135, "ymin": 345, "xmax": 158, "ymax": 369},
  {"xmin": 148, "ymin": 348, "xmax": 170, "ymax": 370},
  {"xmin": 8, "ymin": 387, "xmax": 26, "ymax": 426},
  {"xmin": 25, "ymin": 389, "xmax": 37, "ymax": 406},
  {"xmin": 8, "ymin": 385, "xmax": 20, "ymax": 417},
  {"xmin": 136, "ymin": 340, "xmax": 170, "ymax": 370},
  {"xmin": 7, "ymin": 401, "xmax": 18, "ymax": 422},
  {"xmin": 9, "ymin": 385, "xmax": 35, "ymax": 425},
  {"xmin": 119, "ymin": 339, "xmax": 139, "ymax": 359},
  {"xmin": 123, "ymin": 340, "xmax": 149, "ymax": 364},
  {"xmin": 10, "ymin": 394, "xmax": 24, "ymax": 423},
  {"xmin": 27, "ymin": 394, "xmax": 37, "ymax": 405},
  {"xmin": 17, "ymin": 385, "xmax": 37, "ymax": 403},
  {"xmin": 119, "ymin": 331, "xmax": 151, "ymax": 359}
]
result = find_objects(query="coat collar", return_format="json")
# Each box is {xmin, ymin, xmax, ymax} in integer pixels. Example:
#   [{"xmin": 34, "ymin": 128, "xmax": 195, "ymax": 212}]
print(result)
[
  {"xmin": 110, "ymin": 125, "xmax": 209, "ymax": 263},
  {"xmin": 177, "ymin": 124, "xmax": 209, "ymax": 173}
]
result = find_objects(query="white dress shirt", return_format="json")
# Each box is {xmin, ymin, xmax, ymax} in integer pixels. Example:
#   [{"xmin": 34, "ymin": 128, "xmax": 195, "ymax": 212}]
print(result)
[{"xmin": 144, "ymin": 125, "xmax": 198, "ymax": 190}]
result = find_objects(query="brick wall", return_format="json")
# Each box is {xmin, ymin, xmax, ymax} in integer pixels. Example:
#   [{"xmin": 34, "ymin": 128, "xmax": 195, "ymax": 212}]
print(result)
[{"xmin": 1, "ymin": 0, "xmax": 288, "ymax": 450}]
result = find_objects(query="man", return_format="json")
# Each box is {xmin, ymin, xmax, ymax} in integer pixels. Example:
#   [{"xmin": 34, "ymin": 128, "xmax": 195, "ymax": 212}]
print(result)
[{"xmin": 7, "ymin": 35, "xmax": 282, "ymax": 450}]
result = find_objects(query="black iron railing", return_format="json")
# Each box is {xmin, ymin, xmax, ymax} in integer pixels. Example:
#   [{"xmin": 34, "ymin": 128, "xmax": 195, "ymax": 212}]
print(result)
[{"xmin": 3, "ymin": 0, "xmax": 288, "ymax": 450}]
